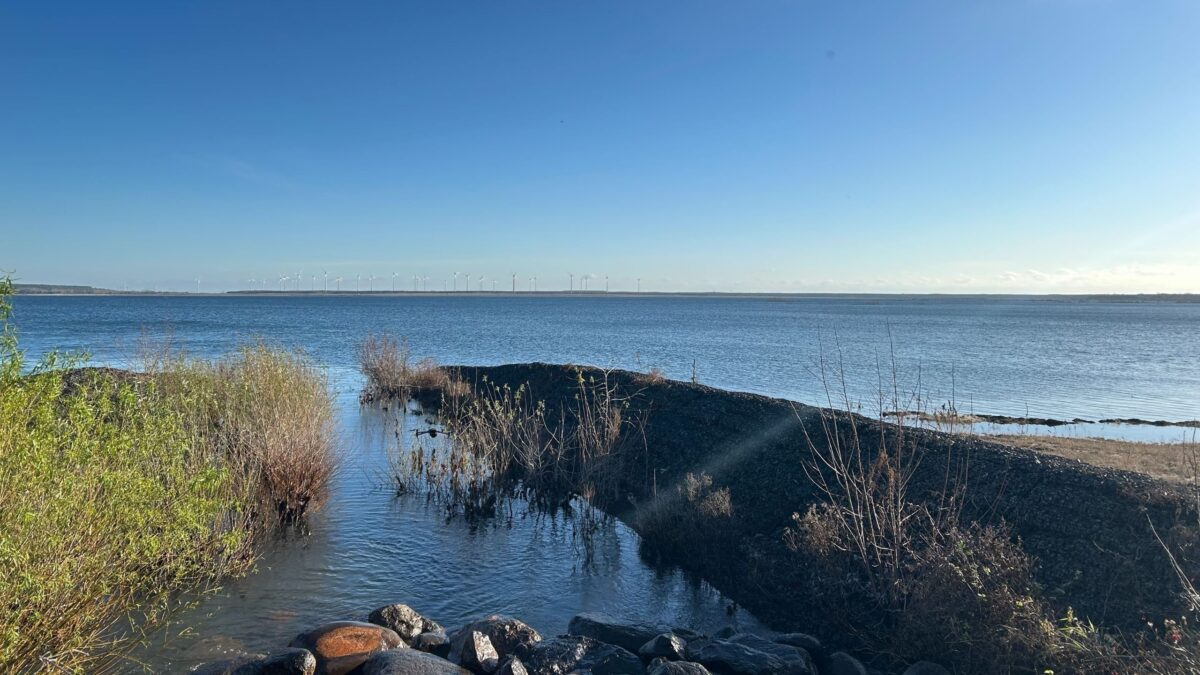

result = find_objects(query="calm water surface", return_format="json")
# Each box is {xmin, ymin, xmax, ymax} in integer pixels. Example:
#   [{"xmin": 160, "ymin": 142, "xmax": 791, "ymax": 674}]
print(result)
[
  {"xmin": 13, "ymin": 294, "xmax": 1200, "ymax": 425},
  {"xmin": 9, "ymin": 295, "xmax": 1200, "ymax": 671}
]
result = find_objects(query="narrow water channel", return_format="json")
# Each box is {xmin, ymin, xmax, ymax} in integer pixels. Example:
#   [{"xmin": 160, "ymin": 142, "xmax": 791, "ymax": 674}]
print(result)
[{"xmin": 130, "ymin": 382, "xmax": 763, "ymax": 673}]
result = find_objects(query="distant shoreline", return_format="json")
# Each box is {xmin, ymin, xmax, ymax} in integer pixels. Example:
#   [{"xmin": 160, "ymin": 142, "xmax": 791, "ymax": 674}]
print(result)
[{"xmin": 12, "ymin": 284, "xmax": 1200, "ymax": 302}]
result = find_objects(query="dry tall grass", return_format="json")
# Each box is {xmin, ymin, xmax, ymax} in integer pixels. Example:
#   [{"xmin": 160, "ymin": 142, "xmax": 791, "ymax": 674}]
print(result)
[
  {"xmin": 357, "ymin": 334, "xmax": 466, "ymax": 402},
  {"xmin": 389, "ymin": 369, "xmax": 643, "ymax": 519},
  {"xmin": 149, "ymin": 342, "xmax": 340, "ymax": 524},
  {"xmin": 785, "ymin": 351, "xmax": 1200, "ymax": 672}
]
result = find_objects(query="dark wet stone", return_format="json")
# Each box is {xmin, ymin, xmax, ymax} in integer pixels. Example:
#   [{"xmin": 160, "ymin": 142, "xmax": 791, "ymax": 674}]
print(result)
[
  {"xmin": 902, "ymin": 663, "xmax": 952, "ymax": 675},
  {"xmin": 496, "ymin": 656, "xmax": 529, "ymax": 675},
  {"xmin": 414, "ymin": 631, "xmax": 451, "ymax": 657},
  {"xmin": 639, "ymin": 633, "xmax": 688, "ymax": 661},
  {"xmin": 568, "ymin": 613, "xmax": 670, "ymax": 653},
  {"xmin": 361, "ymin": 648, "xmax": 472, "ymax": 675},
  {"xmin": 289, "ymin": 621, "xmax": 405, "ymax": 675},
  {"xmin": 369, "ymin": 603, "xmax": 444, "ymax": 643},
  {"xmin": 647, "ymin": 658, "xmax": 713, "ymax": 675},
  {"xmin": 772, "ymin": 634, "xmax": 823, "ymax": 660},
  {"xmin": 452, "ymin": 616, "xmax": 542, "ymax": 661},
  {"xmin": 192, "ymin": 648, "xmax": 320, "ymax": 675},
  {"xmin": 711, "ymin": 627, "xmax": 736, "ymax": 640},
  {"xmin": 448, "ymin": 630, "xmax": 500, "ymax": 673},
  {"xmin": 686, "ymin": 637, "xmax": 814, "ymax": 675},
  {"xmin": 726, "ymin": 634, "xmax": 812, "ymax": 667},
  {"xmin": 825, "ymin": 652, "xmax": 867, "ymax": 675},
  {"xmin": 523, "ymin": 635, "xmax": 641, "ymax": 675}
]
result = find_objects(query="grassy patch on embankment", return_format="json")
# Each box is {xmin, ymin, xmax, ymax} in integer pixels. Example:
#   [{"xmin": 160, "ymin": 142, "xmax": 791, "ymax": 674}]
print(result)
[{"xmin": 0, "ymin": 278, "xmax": 338, "ymax": 673}]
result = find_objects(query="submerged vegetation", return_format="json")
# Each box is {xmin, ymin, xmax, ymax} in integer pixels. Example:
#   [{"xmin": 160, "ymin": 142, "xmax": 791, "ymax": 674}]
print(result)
[
  {"xmin": 359, "ymin": 336, "xmax": 646, "ymax": 519},
  {"xmin": 0, "ymin": 278, "xmax": 338, "ymax": 673}
]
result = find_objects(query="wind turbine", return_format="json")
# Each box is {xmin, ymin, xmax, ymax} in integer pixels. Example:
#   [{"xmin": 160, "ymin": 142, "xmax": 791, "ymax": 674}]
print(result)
[
  {"xmin": 605, "ymin": 275, "xmax": 609, "ymax": 293},
  {"xmin": 311, "ymin": 274, "xmax": 317, "ymax": 291},
  {"xmin": 278, "ymin": 274, "xmax": 289, "ymax": 292},
  {"xmin": 368, "ymin": 274, "xmax": 377, "ymax": 292},
  {"xmin": 533, "ymin": 276, "xmax": 537, "ymax": 292},
  {"xmin": 194, "ymin": 277, "xmax": 201, "ymax": 294},
  {"xmin": 423, "ymin": 276, "xmax": 430, "ymax": 292},
  {"xmin": 248, "ymin": 278, "xmax": 256, "ymax": 291},
  {"xmin": 569, "ymin": 273, "xmax": 574, "ymax": 291},
  {"xmin": 295, "ymin": 270, "xmax": 303, "ymax": 291},
  {"xmin": 637, "ymin": 278, "xmax": 641, "ymax": 293},
  {"xmin": 512, "ymin": 273, "xmax": 516, "ymax": 293},
  {"xmin": 334, "ymin": 276, "xmax": 343, "ymax": 291},
  {"xmin": 356, "ymin": 274, "xmax": 361, "ymax": 293},
  {"xmin": 322, "ymin": 270, "xmax": 329, "ymax": 292},
  {"xmin": 392, "ymin": 272, "xmax": 398, "ymax": 292},
  {"xmin": 453, "ymin": 271, "xmax": 458, "ymax": 292},
  {"xmin": 465, "ymin": 274, "xmax": 471, "ymax": 292}
]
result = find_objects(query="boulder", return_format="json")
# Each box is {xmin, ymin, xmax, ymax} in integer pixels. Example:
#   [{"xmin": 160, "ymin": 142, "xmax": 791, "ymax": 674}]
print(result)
[
  {"xmin": 639, "ymin": 633, "xmax": 688, "ymax": 661},
  {"xmin": 567, "ymin": 613, "xmax": 670, "ymax": 653},
  {"xmin": 825, "ymin": 652, "xmax": 867, "ymax": 675},
  {"xmin": 902, "ymin": 663, "xmax": 952, "ymax": 675},
  {"xmin": 523, "ymin": 635, "xmax": 641, "ymax": 675},
  {"xmin": 414, "ymin": 631, "xmax": 451, "ymax": 657},
  {"xmin": 686, "ymin": 637, "xmax": 814, "ymax": 675},
  {"xmin": 361, "ymin": 648, "xmax": 472, "ymax": 675},
  {"xmin": 192, "ymin": 648, "xmax": 318, "ymax": 675},
  {"xmin": 711, "ymin": 627, "xmax": 737, "ymax": 640},
  {"xmin": 496, "ymin": 656, "xmax": 529, "ymax": 675},
  {"xmin": 772, "ymin": 634, "xmax": 823, "ymax": 660},
  {"xmin": 647, "ymin": 658, "xmax": 713, "ymax": 675},
  {"xmin": 452, "ymin": 616, "xmax": 542, "ymax": 661},
  {"xmin": 369, "ymin": 604, "xmax": 444, "ymax": 643},
  {"xmin": 726, "ymin": 634, "xmax": 813, "ymax": 668},
  {"xmin": 448, "ymin": 630, "xmax": 500, "ymax": 673},
  {"xmin": 289, "ymin": 621, "xmax": 405, "ymax": 675}
]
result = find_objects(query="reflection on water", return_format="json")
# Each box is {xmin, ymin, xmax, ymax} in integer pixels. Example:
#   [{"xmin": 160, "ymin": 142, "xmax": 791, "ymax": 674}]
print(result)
[{"xmin": 128, "ymin": 388, "xmax": 761, "ymax": 673}]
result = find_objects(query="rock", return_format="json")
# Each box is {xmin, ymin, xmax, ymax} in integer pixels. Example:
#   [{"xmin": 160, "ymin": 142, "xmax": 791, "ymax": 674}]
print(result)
[
  {"xmin": 711, "ymin": 627, "xmax": 737, "ymax": 640},
  {"xmin": 289, "ymin": 621, "xmax": 405, "ymax": 675},
  {"xmin": 825, "ymin": 652, "xmax": 867, "ymax": 675},
  {"xmin": 590, "ymin": 645, "xmax": 643, "ymax": 675},
  {"xmin": 902, "ymin": 663, "xmax": 952, "ymax": 675},
  {"xmin": 523, "ymin": 635, "xmax": 641, "ymax": 675},
  {"xmin": 726, "ymin": 634, "xmax": 813, "ymax": 668},
  {"xmin": 772, "ymin": 634, "xmax": 823, "ymax": 660},
  {"xmin": 647, "ymin": 658, "xmax": 713, "ymax": 675},
  {"xmin": 414, "ymin": 631, "xmax": 451, "ymax": 657},
  {"xmin": 369, "ymin": 604, "xmax": 444, "ymax": 643},
  {"xmin": 361, "ymin": 648, "xmax": 472, "ymax": 675},
  {"xmin": 686, "ymin": 637, "xmax": 814, "ymax": 675},
  {"xmin": 568, "ymin": 613, "xmax": 670, "ymax": 653},
  {"xmin": 639, "ymin": 633, "xmax": 688, "ymax": 661},
  {"xmin": 192, "ymin": 648, "xmax": 317, "ymax": 675},
  {"xmin": 496, "ymin": 656, "xmax": 529, "ymax": 675},
  {"xmin": 448, "ymin": 630, "xmax": 500, "ymax": 673},
  {"xmin": 452, "ymin": 616, "xmax": 542, "ymax": 661}
]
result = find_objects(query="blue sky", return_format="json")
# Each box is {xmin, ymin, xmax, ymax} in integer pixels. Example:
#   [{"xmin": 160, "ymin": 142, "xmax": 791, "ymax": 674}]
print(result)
[{"xmin": 2, "ymin": 1, "xmax": 1198, "ymax": 293}]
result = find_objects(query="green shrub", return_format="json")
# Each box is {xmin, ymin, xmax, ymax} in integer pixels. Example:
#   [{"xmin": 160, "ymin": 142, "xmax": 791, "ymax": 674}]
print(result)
[{"xmin": 0, "ymin": 278, "xmax": 337, "ymax": 672}]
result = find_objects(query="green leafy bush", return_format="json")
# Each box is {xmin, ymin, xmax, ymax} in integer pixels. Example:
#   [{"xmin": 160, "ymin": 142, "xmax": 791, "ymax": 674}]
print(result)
[{"xmin": 0, "ymin": 278, "xmax": 336, "ymax": 672}]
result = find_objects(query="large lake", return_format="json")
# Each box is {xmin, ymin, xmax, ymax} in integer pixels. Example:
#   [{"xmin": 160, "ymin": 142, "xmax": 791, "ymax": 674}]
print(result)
[
  {"xmin": 9, "ymin": 294, "xmax": 1200, "ymax": 671},
  {"xmin": 12, "ymin": 294, "xmax": 1200, "ymax": 426}
]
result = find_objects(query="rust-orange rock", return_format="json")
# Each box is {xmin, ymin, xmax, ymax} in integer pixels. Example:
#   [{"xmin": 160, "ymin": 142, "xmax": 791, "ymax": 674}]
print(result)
[{"xmin": 290, "ymin": 621, "xmax": 405, "ymax": 675}]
